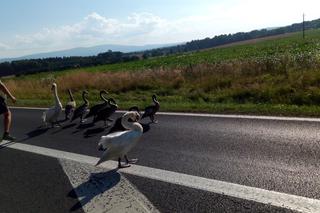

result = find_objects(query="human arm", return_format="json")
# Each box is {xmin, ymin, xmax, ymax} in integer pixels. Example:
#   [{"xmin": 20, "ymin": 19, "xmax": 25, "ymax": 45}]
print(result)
[{"xmin": 0, "ymin": 81, "xmax": 16, "ymax": 103}]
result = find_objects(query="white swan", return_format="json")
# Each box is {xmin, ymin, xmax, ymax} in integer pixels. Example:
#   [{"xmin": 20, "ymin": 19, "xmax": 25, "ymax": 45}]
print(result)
[
  {"xmin": 42, "ymin": 83, "xmax": 63, "ymax": 127},
  {"xmin": 96, "ymin": 111, "xmax": 143, "ymax": 168}
]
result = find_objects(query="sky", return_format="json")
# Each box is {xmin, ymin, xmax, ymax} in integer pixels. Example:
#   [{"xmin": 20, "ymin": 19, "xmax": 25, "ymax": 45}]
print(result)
[{"xmin": 0, "ymin": 0, "xmax": 319, "ymax": 58}]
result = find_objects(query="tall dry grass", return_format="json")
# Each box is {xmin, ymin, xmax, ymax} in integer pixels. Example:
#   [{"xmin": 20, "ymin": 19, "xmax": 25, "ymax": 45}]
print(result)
[{"xmin": 4, "ymin": 52, "xmax": 320, "ymax": 106}]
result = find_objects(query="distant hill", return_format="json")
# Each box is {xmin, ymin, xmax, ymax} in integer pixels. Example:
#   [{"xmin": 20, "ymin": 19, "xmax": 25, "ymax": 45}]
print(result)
[
  {"xmin": 0, "ymin": 43, "xmax": 177, "ymax": 63},
  {"xmin": 140, "ymin": 18, "xmax": 320, "ymax": 57}
]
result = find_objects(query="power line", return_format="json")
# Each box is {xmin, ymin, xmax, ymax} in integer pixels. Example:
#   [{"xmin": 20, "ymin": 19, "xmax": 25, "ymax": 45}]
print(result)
[{"xmin": 303, "ymin": 13, "xmax": 305, "ymax": 39}]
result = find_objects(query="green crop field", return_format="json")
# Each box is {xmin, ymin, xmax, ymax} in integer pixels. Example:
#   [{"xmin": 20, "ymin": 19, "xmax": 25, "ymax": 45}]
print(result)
[{"xmin": 4, "ymin": 29, "xmax": 320, "ymax": 116}]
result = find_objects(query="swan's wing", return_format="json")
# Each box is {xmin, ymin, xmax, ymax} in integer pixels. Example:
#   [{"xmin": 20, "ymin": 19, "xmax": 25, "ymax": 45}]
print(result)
[
  {"xmin": 98, "ymin": 131, "xmax": 130, "ymax": 148},
  {"xmin": 95, "ymin": 105, "xmax": 117, "ymax": 121},
  {"xmin": 96, "ymin": 130, "xmax": 142, "ymax": 166},
  {"xmin": 108, "ymin": 118, "xmax": 126, "ymax": 133},
  {"xmin": 66, "ymin": 101, "xmax": 76, "ymax": 108},
  {"xmin": 142, "ymin": 106, "xmax": 155, "ymax": 118},
  {"xmin": 85, "ymin": 103, "xmax": 107, "ymax": 118},
  {"xmin": 65, "ymin": 105, "xmax": 74, "ymax": 115},
  {"xmin": 43, "ymin": 106, "xmax": 55, "ymax": 122},
  {"xmin": 72, "ymin": 104, "xmax": 87, "ymax": 120}
]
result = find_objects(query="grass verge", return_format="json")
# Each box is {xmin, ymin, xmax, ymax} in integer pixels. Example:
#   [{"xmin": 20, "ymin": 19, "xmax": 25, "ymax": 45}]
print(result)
[{"xmin": 3, "ymin": 29, "xmax": 320, "ymax": 117}]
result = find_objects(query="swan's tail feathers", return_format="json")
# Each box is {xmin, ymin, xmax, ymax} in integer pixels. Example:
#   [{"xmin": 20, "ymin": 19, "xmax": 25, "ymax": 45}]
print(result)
[
  {"xmin": 95, "ymin": 158, "xmax": 103, "ymax": 166},
  {"xmin": 95, "ymin": 154, "xmax": 108, "ymax": 166},
  {"xmin": 95, "ymin": 142, "xmax": 111, "ymax": 166},
  {"xmin": 42, "ymin": 111, "xmax": 46, "ymax": 123}
]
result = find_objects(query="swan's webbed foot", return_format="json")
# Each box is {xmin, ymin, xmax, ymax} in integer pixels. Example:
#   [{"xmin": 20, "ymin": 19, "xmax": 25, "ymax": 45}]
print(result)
[
  {"xmin": 118, "ymin": 158, "xmax": 131, "ymax": 168},
  {"xmin": 150, "ymin": 115, "xmax": 158, "ymax": 123},
  {"xmin": 125, "ymin": 155, "xmax": 138, "ymax": 164}
]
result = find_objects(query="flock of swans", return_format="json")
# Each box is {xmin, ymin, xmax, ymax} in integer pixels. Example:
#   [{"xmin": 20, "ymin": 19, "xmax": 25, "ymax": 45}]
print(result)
[{"xmin": 42, "ymin": 83, "xmax": 160, "ymax": 168}]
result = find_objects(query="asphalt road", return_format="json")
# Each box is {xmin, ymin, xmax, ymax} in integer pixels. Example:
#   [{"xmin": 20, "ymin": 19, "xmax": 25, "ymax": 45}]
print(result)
[{"xmin": 2, "ymin": 107, "xmax": 320, "ymax": 212}]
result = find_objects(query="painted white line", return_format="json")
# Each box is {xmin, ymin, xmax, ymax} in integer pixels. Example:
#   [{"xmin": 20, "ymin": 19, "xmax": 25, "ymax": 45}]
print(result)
[
  {"xmin": 11, "ymin": 106, "xmax": 50, "ymax": 110},
  {"xmin": 1, "ymin": 141, "xmax": 320, "ymax": 213},
  {"xmin": 59, "ymin": 159, "xmax": 159, "ymax": 213},
  {"xmin": 10, "ymin": 106, "xmax": 320, "ymax": 122}
]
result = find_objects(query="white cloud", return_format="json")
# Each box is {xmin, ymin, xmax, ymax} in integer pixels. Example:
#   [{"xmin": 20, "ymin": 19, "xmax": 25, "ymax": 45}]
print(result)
[
  {"xmin": 1, "ymin": 0, "xmax": 320, "ymax": 58},
  {"xmin": 0, "ymin": 42, "xmax": 9, "ymax": 51},
  {"xmin": 5, "ymin": 12, "xmax": 170, "ymax": 57}
]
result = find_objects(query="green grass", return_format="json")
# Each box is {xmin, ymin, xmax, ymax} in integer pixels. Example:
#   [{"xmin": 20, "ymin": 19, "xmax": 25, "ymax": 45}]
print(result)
[
  {"xmin": 13, "ymin": 29, "xmax": 320, "ymax": 79},
  {"xmin": 5, "ymin": 29, "xmax": 320, "ymax": 117}
]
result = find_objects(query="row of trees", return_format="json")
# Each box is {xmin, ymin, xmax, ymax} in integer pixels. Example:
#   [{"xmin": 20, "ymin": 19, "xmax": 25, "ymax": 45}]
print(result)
[{"xmin": 0, "ymin": 51, "xmax": 139, "ymax": 77}]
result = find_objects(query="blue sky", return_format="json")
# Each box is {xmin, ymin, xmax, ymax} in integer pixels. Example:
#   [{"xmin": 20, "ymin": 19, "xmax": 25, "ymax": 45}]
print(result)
[{"xmin": 0, "ymin": 0, "xmax": 319, "ymax": 58}]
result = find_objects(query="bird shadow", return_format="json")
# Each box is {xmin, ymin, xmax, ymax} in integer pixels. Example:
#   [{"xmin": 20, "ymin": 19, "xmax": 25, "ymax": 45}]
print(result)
[
  {"xmin": 72, "ymin": 123, "xmax": 95, "ymax": 134},
  {"xmin": 77, "ymin": 123, "xmax": 95, "ymax": 129},
  {"xmin": 83, "ymin": 127, "xmax": 106, "ymax": 138},
  {"xmin": 18, "ymin": 127, "xmax": 50, "ymax": 142},
  {"xmin": 51, "ymin": 123, "xmax": 77, "ymax": 135},
  {"xmin": 56, "ymin": 118, "xmax": 68, "ymax": 124},
  {"xmin": 67, "ymin": 169, "xmax": 120, "ymax": 211}
]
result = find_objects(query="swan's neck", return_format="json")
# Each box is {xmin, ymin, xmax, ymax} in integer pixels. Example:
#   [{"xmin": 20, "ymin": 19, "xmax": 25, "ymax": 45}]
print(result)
[
  {"xmin": 83, "ymin": 93, "xmax": 89, "ymax": 105},
  {"xmin": 68, "ymin": 89, "xmax": 74, "ymax": 102},
  {"xmin": 153, "ymin": 97, "xmax": 159, "ymax": 106},
  {"xmin": 100, "ymin": 91, "xmax": 108, "ymax": 102},
  {"xmin": 53, "ymin": 87, "xmax": 61, "ymax": 106},
  {"xmin": 122, "ymin": 117, "xmax": 143, "ymax": 132}
]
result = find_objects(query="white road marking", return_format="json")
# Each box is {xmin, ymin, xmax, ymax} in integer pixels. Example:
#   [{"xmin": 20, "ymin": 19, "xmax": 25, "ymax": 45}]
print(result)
[
  {"xmin": 59, "ymin": 159, "xmax": 159, "ymax": 213},
  {"xmin": 1, "ymin": 141, "xmax": 320, "ymax": 213},
  {"xmin": 11, "ymin": 106, "xmax": 320, "ymax": 122},
  {"xmin": 11, "ymin": 106, "xmax": 50, "ymax": 110}
]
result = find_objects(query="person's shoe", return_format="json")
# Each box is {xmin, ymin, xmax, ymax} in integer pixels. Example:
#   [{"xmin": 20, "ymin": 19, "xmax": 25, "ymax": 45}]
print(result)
[{"xmin": 2, "ymin": 133, "xmax": 16, "ymax": 142}]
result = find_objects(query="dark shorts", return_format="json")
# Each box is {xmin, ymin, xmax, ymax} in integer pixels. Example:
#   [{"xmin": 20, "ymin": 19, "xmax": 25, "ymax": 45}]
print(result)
[{"xmin": 0, "ymin": 96, "xmax": 8, "ymax": 115}]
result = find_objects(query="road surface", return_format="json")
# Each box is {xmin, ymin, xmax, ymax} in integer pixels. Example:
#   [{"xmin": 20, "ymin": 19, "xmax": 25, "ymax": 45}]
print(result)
[{"xmin": 1, "ymin": 107, "xmax": 320, "ymax": 212}]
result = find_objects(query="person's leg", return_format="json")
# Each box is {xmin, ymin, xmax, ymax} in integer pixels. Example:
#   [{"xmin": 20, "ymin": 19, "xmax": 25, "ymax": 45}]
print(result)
[
  {"xmin": 0, "ymin": 97, "xmax": 15, "ymax": 141},
  {"xmin": 4, "ymin": 110, "xmax": 11, "ymax": 133},
  {"xmin": 2, "ymin": 109, "xmax": 15, "ymax": 141}
]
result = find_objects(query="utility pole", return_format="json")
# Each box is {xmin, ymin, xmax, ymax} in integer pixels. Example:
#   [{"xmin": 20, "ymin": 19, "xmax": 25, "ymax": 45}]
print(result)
[{"xmin": 303, "ymin": 13, "xmax": 305, "ymax": 39}]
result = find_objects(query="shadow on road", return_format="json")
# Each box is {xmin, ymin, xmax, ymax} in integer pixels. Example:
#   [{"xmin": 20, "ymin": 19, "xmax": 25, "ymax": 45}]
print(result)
[
  {"xmin": 68, "ymin": 169, "xmax": 120, "ymax": 211},
  {"xmin": 72, "ymin": 123, "xmax": 95, "ymax": 134},
  {"xmin": 84, "ymin": 127, "xmax": 106, "ymax": 138},
  {"xmin": 18, "ymin": 127, "xmax": 50, "ymax": 142},
  {"xmin": 51, "ymin": 123, "xmax": 77, "ymax": 135},
  {"xmin": 0, "ymin": 141, "xmax": 15, "ymax": 150}
]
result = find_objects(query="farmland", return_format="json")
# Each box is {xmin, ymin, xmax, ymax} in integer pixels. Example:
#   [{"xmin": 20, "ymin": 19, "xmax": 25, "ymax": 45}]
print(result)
[{"xmin": 3, "ymin": 29, "xmax": 320, "ymax": 116}]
